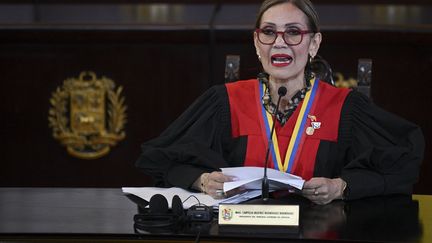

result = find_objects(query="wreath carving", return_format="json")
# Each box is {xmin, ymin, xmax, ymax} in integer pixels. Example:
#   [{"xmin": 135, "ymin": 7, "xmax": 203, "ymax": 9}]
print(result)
[{"xmin": 48, "ymin": 71, "xmax": 127, "ymax": 159}]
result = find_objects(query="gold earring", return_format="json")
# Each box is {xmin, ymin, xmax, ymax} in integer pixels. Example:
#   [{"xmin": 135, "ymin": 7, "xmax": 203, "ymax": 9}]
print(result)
[{"xmin": 309, "ymin": 55, "xmax": 315, "ymax": 63}]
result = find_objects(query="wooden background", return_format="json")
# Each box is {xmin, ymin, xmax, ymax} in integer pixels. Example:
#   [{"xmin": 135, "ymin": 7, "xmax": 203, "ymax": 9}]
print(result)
[{"xmin": 0, "ymin": 1, "xmax": 431, "ymax": 195}]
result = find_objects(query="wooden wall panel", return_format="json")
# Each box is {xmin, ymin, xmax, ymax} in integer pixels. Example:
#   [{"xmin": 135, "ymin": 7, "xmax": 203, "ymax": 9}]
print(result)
[{"xmin": 0, "ymin": 30, "xmax": 210, "ymax": 187}]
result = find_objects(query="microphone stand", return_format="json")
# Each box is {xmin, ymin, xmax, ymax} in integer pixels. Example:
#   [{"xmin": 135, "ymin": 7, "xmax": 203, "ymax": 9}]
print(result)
[{"xmin": 262, "ymin": 87, "xmax": 287, "ymax": 202}]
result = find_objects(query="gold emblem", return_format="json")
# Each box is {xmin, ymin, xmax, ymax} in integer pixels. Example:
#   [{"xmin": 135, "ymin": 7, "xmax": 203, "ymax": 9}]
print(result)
[
  {"xmin": 305, "ymin": 126, "xmax": 315, "ymax": 136},
  {"xmin": 48, "ymin": 71, "xmax": 127, "ymax": 159},
  {"xmin": 306, "ymin": 114, "xmax": 320, "ymax": 136}
]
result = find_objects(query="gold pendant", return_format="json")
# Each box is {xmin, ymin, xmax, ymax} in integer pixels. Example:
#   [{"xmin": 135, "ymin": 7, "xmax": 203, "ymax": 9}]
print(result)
[{"xmin": 306, "ymin": 126, "xmax": 315, "ymax": 135}]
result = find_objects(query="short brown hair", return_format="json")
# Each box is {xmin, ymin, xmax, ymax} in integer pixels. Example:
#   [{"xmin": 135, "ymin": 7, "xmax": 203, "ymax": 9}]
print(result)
[{"xmin": 255, "ymin": 0, "xmax": 320, "ymax": 32}]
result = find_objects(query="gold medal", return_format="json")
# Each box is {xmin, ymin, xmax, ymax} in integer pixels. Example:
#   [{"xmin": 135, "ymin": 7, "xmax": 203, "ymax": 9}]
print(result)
[
  {"xmin": 306, "ymin": 126, "xmax": 315, "ymax": 135},
  {"xmin": 307, "ymin": 115, "xmax": 317, "ymax": 121},
  {"xmin": 307, "ymin": 114, "xmax": 320, "ymax": 136}
]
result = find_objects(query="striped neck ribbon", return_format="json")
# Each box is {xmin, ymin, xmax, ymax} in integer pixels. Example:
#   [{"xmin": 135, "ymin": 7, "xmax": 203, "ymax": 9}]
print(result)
[{"xmin": 259, "ymin": 78, "xmax": 319, "ymax": 172}]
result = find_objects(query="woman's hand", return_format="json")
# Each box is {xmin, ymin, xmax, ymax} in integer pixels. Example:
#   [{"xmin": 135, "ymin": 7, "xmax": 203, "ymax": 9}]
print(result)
[
  {"xmin": 194, "ymin": 172, "xmax": 238, "ymax": 199},
  {"xmin": 302, "ymin": 177, "xmax": 346, "ymax": 205}
]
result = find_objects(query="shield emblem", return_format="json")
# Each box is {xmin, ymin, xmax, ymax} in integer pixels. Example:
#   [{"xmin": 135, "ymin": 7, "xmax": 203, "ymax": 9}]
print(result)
[
  {"xmin": 49, "ymin": 71, "xmax": 127, "ymax": 159},
  {"xmin": 70, "ymin": 89, "xmax": 106, "ymax": 135}
]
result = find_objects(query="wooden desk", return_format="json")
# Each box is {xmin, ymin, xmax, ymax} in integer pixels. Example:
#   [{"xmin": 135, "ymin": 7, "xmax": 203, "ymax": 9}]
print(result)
[{"xmin": 0, "ymin": 188, "xmax": 429, "ymax": 242}]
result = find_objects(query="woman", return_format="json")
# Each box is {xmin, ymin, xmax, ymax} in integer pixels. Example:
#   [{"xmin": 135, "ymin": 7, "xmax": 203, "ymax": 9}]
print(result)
[{"xmin": 136, "ymin": 0, "xmax": 424, "ymax": 205}]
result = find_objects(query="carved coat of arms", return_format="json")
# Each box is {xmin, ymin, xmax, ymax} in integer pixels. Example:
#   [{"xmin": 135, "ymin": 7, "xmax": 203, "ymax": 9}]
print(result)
[{"xmin": 48, "ymin": 71, "xmax": 127, "ymax": 159}]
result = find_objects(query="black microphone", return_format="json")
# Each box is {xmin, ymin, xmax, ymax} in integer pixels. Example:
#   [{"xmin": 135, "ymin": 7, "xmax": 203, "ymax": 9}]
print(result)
[{"xmin": 262, "ymin": 86, "xmax": 287, "ymax": 202}]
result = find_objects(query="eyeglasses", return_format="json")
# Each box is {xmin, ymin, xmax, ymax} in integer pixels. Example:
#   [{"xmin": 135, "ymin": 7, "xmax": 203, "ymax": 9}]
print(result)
[{"xmin": 255, "ymin": 28, "xmax": 314, "ymax": 46}]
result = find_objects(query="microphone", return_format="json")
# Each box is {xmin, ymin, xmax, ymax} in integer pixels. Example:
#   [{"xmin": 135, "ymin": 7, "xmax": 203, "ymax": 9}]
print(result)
[{"xmin": 262, "ymin": 86, "xmax": 287, "ymax": 202}]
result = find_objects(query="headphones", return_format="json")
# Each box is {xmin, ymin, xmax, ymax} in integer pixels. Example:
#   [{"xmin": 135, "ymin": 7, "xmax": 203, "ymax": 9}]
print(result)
[{"xmin": 133, "ymin": 194, "xmax": 185, "ymax": 229}]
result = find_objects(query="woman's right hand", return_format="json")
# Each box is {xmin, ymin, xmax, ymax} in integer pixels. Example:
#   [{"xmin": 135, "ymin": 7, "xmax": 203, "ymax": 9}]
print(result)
[{"xmin": 196, "ymin": 171, "xmax": 237, "ymax": 199}]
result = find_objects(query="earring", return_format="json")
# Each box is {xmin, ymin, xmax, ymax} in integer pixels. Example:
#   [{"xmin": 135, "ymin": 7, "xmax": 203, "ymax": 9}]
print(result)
[
  {"xmin": 258, "ymin": 54, "xmax": 262, "ymax": 61},
  {"xmin": 309, "ymin": 55, "xmax": 314, "ymax": 63}
]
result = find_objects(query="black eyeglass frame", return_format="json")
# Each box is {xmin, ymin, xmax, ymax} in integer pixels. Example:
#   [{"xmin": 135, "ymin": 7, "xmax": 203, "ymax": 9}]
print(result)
[{"xmin": 255, "ymin": 28, "xmax": 314, "ymax": 46}]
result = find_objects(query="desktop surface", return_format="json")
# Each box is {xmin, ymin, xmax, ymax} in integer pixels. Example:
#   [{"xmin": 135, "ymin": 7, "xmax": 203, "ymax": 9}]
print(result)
[{"xmin": 0, "ymin": 187, "xmax": 429, "ymax": 242}]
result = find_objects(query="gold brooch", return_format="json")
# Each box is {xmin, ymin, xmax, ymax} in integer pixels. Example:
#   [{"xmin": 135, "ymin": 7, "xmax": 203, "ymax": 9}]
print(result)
[
  {"xmin": 48, "ymin": 71, "xmax": 127, "ymax": 159},
  {"xmin": 306, "ymin": 114, "xmax": 321, "ymax": 136}
]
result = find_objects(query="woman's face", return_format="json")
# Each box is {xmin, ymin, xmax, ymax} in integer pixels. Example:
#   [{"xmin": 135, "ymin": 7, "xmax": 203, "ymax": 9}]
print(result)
[{"xmin": 254, "ymin": 2, "xmax": 321, "ymax": 82}]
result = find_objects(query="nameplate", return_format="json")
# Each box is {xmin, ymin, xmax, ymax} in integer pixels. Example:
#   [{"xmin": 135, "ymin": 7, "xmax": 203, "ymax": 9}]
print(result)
[{"xmin": 218, "ymin": 204, "xmax": 299, "ymax": 226}]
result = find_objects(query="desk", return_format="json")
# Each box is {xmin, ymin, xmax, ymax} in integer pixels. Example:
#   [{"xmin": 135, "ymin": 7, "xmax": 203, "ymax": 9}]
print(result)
[{"xmin": 0, "ymin": 188, "xmax": 429, "ymax": 242}]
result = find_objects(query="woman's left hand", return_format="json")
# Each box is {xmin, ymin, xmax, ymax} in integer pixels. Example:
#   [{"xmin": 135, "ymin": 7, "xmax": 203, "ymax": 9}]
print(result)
[{"xmin": 302, "ymin": 177, "xmax": 346, "ymax": 205}]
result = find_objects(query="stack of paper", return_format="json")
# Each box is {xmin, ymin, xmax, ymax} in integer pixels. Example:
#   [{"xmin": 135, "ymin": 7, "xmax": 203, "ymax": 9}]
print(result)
[
  {"xmin": 122, "ymin": 187, "xmax": 219, "ymax": 209},
  {"xmin": 222, "ymin": 166, "xmax": 304, "ymax": 192},
  {"xmin": 122, "ymin": 167, "xmax": 304, "ymax": 209},
  {"xmin": 121, "ymin": 187, "xmax": 262, "ymax": 209}
]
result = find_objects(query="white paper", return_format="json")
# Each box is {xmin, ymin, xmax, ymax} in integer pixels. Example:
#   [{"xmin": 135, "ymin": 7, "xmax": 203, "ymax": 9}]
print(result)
[
  {"xmin": 221, "ymin": 166, "xmax": 304, "ymax": 192},
  {"xmin": 121, "ymin": 187, "xmax": 261, "ymax": 209},
  {"xmin": 219, "ymin": 189, "xmax": 262, "ymax": 204}
]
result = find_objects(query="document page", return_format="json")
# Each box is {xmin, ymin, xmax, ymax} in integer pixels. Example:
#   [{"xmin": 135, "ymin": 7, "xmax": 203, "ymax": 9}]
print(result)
[
  {"xmin": 221, "ymin": 166, "xmax": 304, "ymax": 192},
  {"xmin": 122, "ymin": 187, "xmax": 261, "ymax": 209},
  {"xmin": 122, "ymin": 187, "xmax": 218, "ymax": 209},
  {"xmin": 123, "ymin": 168, "xmax": 303, "ymax": 209}
]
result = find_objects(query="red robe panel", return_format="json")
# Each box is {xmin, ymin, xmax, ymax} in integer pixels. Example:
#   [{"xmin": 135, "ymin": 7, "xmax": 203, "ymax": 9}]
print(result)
[{"xmin": 226, "ymin": 79, "xmax": 350, "ymax": 180}]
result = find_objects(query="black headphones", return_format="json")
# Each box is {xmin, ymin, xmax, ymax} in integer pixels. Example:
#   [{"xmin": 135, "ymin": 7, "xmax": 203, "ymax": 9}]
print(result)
[{"xmin": 133, "ymin": 194, "xmax": 185, "ymax": 229}]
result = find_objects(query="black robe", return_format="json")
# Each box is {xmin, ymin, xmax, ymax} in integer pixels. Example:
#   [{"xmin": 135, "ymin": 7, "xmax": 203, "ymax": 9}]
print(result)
[{"xmin": 135, "ymin": 82, "xmax": 424, "ymax": 200}]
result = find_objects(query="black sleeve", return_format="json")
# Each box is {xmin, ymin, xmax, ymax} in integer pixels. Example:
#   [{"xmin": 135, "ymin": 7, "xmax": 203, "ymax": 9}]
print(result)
[
  {"xmin": 135, "ymin": 85, "xmax": 236, "ymax": 189},
  {"xmin": 338, "ymin": 91, "xmax": 424, "ymax": 200}
]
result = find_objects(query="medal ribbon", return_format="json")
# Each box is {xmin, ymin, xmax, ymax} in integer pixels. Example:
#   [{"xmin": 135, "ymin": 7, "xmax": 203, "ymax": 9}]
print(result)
[{"xmin": 260, "ymin": 78, "xmax": 319, "ymax": 172}]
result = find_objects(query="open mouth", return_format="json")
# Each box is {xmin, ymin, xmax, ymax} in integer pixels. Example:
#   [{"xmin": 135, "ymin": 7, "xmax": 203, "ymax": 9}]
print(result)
[{"xmin": 271, "ymin": 54, "xmax": 293, "ymax": 67}]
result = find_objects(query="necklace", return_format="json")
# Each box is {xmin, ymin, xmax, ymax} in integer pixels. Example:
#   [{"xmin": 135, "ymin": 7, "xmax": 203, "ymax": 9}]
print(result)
[{"xmin": 258, "ymin": 72, "xmax": 312, "ymax": 125}]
